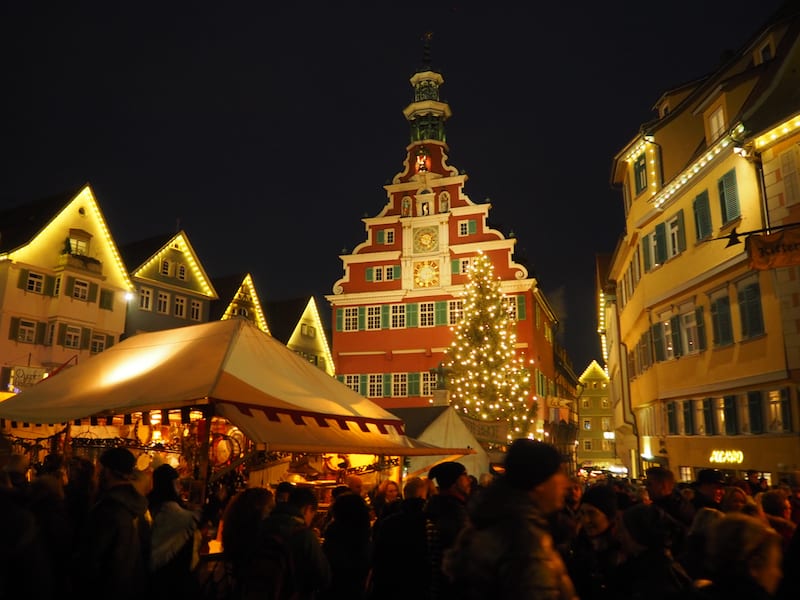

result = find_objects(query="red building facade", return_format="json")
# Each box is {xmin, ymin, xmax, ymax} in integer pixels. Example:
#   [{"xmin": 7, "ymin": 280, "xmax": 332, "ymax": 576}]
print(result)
[{"xmin": 327, "ymin": 55, "xmax": 564, "ymax": 437}]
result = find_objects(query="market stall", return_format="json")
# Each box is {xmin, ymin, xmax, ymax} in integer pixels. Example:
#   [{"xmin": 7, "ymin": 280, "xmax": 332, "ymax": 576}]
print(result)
[{"xmin": 0, "ymin": 318, "xmax": 473, "ymax": 502}]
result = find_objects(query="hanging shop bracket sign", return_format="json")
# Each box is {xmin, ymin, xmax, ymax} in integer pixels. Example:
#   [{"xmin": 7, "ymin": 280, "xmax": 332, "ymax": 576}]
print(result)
[{"xmin": 747, "ymin": 229, "xmax": 800, "ymax": 270}]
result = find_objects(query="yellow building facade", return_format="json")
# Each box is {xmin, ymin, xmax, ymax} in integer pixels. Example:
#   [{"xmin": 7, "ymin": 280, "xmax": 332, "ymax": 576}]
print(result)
[{"xmin": 608, "ymin": 6, "xmax": 800, "ymax": 483}]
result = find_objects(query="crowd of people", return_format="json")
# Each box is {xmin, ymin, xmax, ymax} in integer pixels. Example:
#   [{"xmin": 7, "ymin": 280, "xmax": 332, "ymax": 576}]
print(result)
[{"xmin": 4, "ymin": 443, "xmax": 800, "ymax": 599}]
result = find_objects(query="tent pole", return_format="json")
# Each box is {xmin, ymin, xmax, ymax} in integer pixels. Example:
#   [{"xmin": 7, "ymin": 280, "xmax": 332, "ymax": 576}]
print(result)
[{"xmin": 196, "ymin": 405, "xmax": 213, "ymax": 508}]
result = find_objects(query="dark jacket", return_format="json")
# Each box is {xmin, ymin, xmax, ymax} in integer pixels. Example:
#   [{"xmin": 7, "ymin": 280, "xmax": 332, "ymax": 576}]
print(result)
[
  {"xmin": 72, "ymin": 483, "xmax": 152, "ymax": 600},
  {"xmin": 443, "ymin": 478, "xmax": 577, "ymax": 600},
  {"xmin": 424, "ymin": 491, "xmax": 469, "ymax": 600},
  {"xmin": 370, "ymin": 497, "xmax": 430, "ymax": 600},
  {"xmin": 610, "ymin": 547, "xmax": 692, "ymax": 600},
  {"xmin": 565, "ymin": 527, "xmax": 623, "ymax": 600},
  {"xmin": 148, "ymin": 500, "xmax": 200, "ymax": 599}
]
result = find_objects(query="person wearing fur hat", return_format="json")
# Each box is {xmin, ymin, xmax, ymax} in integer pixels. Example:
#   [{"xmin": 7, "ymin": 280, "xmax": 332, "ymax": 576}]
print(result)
[
  {"xmin": 71, "ymin": 447, "xmax": 152, "ymax": 600},
  {"xmin": 565, "ymin": 483, "xmax": 623, "ymax": 600},
  {"xmin": 424, "ymin": 461, "xmax": 471, "ymax": 600},
  {"xmin": 443, "ymin": 438, "xmax": 577, "ymax": 600}
]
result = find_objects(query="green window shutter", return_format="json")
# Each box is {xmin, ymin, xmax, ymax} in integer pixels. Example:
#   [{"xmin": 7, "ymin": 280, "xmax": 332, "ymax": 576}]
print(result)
[
  {"xmin": 392, "ymin": 265, "xmax": 401, "ymax": 279},
  {"xmin": 723, "ymin": 395, "xmax": 738, "ymax": 435},
  {"xmin": 693, "ymin": 191, "xmax": 712, "ymax": 240},
  {"xmin": 711, "ymin": 296, "xmax": 733, "ymax": 345},
  {"xmin": 35, "ymin": 322, "xmax": 46, "ymax": 345},
  {"xmin": 670, "ymin": 315, "xmax": 682, "ymax": 357},
  {"xmin": 696, "ymin": 307, "xmax": 707, "ymax": 351},
  {"xmin": 702, "ymin": 398, "xmax": 715, "ymax": 435},
  {"xmin": 43, "ymin": 276, "xmax": 55, "ymax": 296},
  {"xmin": 336, "ymin": 375, "xmax": 344, "ymax": 384},
  {"xmin": 666, "ymin": 402, "xmax": 678, "ymax": 434},
  {"xmin": 435, "ymin": 301, "xmax": 448, "ymax": 325},
  {"xmin": 654, "ymin": 222, "xmax": 667, "ymax": 264},
  {"xmin": 359, "ymin": 375, "xmax": 367, "ymax": 396},
  {"xmin": 676, "ymin": 209, "xmax": 686, "ymax": 252},
  {"xmin": 652, "ymin": 323, "xmax": 665, "ymax": 362},
  {"xmin": 80, "ymin": 328, "xmax": 91, "ymax": 349},
  {"xmin": 382, "ymin": 374, "xmax": 391, "ymax": 397},
  {"xmin": 336, "ymin": 309, "xmax": 343, "ymax": 331},
  {"xmin": 8, "ymin": 317, "xmax": 20, "ymax": 341},
  {"xmin": 358, "ymin": 306, "xmax": 366, "ymax": 330},
  {"xmin": 105, "ymin": 334, "xmax": 115, "ymax": 349},
  {"xmin": 747, "ymin": 391, "xmax": 764, "ymax": 434},
  {"xmin": 17, "ymin": 269, "xmax": 29, "ymax": 290},
  {"xmin": 468, "ymin": 220, "xmax": 477, "ymax": 234},
  {"xmin": 451, "ymin": 259, "xmax": 460, "ymax": 274},
  {"xmin": 88, "ymin": 283, "xmax": 98, "ymax": 303},
  {"xmin": 738, "ymin": 281, "xmax": 764, "ymax": 338},
  {"xmin": 381, "ymin": 305, "xmax": 389, "ymax": 328},
  {"xmin": 57, "ymin": 323, "xmax": 67, "ymax": 346},
  {"xmin": 407, "ymin": 303, "xmax": 418, "ymax": 327},
  {"xmin": 517, "ymin": 295, "xmax": 526, "ymax": 320},
  {"xmin": 376, "ymin": 230, "xmax": 385, "ymax": 244},
  {"xmin": 409, "ymin": 372, "xmax": 420, "ymax": 395},
  {"xmin": 99, "ymin": 289, "xmax": 114, "ymax": 311},
  {"xmin": 719, "ymin": 169, "xmax": 740, "ymax": 224},
  {"xmin": 366, "ymin": 267, "xmax": 374, "ymax": 282},
  {"xmin": 65, "ymin": 277, "xmax": 75, "ymax": 297},
  {"xmin": 683, "ymin": 401, "xmax": 694, "ymax": 435},
  {"xmin": 642, "ymin": 238, "xmax": 652, "ymax": 272}
]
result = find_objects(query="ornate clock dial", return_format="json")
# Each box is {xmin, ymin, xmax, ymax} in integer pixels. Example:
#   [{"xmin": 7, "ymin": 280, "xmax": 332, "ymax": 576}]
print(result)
[
  {"xmin": 413, "ymin": 226, "xmax": 438, "ymax": 252},
  {"xmin": 414, "ymin": 260, "xmax": 440, "ymax": 287}
]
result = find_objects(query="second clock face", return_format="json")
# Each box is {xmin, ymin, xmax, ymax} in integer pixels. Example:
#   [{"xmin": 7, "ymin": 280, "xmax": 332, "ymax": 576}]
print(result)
[
  {"xmin": 414, "ymin": 260, "xmax": 440, "ymax": 287},
  {"xmin": 413, "ymin": 226, "xmax": 438, "ymax": 252}
]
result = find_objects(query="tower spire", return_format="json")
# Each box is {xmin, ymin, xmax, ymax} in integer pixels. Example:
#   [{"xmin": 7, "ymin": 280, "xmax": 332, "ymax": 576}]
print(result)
[{"xmin": 403, "ymin": 32, "xmax": 451, "ymax": 145}]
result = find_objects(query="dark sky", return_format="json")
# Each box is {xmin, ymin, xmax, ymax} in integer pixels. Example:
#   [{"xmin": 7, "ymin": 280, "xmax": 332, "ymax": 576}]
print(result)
[{"xmin": 1, "ymin": 1, "xmax": 786, "ymax": 372}]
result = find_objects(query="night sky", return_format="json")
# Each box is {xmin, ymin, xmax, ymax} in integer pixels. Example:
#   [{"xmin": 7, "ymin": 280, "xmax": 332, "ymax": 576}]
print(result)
[{"xmin": 1, "ymin": 1, "xmax": 786, "ymax": 372}]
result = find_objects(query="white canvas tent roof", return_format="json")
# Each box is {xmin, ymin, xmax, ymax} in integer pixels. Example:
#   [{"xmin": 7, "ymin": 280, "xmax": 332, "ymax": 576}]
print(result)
[
  {"xmin": 389, "ymin": 406, "xmax": 489, "ymax": 478},
  {"xmin": 0, "ymin": 319, "xmax": 473, "ymax": 456}
]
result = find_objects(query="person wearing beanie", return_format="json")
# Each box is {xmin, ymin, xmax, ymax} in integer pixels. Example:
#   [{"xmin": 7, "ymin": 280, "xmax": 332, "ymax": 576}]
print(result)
[
  {"xmin": 147, "ymin": 464, "xmax": 201, "ymax": 599},
  {"xmin": 564, "ymin": 484, "xmax": 623, "ymax": 600},
  {"xmin": 71, "ymin": 447, "xmax": 152, "ymax": 600},
  {"xmin": 444, "ymin": 438, "xmax": 578, "ymax": 600},
  {"xmin": 423, "ymin": 461, "xmax": 471, "ymax": 600}
]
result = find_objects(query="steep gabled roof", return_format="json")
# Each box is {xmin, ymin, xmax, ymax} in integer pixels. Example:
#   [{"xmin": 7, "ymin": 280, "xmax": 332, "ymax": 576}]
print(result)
[
  {"xmin": 387, "ymin": 406, "xmax": 449, "ymax": 438},
  {"xmin": 209, "ymin": 273, "xmax": 250, "ymax": 321},
  {"xmin": 263, "ymin": 297, "xmax": 308, "ymax": 344},
  {"xmin": 0, "ymin": 184, "xmax": 86, "ymax": 253},
  {"xmin": 118, "ymin": 232, "xmax": 175, "ymax": 273}
]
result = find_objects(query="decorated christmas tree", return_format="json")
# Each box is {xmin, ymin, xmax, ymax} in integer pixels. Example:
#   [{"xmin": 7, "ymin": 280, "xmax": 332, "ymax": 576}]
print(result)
[{"xmin": 444, "ymin": 251, "xmax": 533, "ymax": 443}]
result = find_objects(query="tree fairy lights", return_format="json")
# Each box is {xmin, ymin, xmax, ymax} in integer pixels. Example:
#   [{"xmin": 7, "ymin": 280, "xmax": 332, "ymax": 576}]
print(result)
[{"xmin": 444, "ymin": 251, "xmax": 533, "ymax": 441}]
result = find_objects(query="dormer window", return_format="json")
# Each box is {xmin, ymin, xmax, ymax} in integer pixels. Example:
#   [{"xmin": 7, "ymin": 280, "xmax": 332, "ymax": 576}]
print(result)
[
  {"xmin": 177, "ymin": 264, "xmax": 187, "ymax": 280},
  {"xmin": 160, "ymin": 260, "xmax": 171, "ymax": 276},
  {"xmin": 67, "ymin": 228, "xmax": 92, "ymax": 255},
  {"xmin": 708, "ymin": 106, "xmax": 725, "ymax": 141}
]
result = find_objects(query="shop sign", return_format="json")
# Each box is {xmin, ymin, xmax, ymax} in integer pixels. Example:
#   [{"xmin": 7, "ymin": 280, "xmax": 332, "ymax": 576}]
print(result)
[
  {"xmin": 748, "ymin": 229, "xmax": 800, "ymax": 270},
  {"xmin": 709, "ymin": 449, "xmax": 744, "ymax": 464},
  {"xmin": 461, "ymin": 415, "xmax": 508, "ymax": 444},
  {"xmin": 11, "ymin": 365, "xmax": 46, "ymax": 390}
]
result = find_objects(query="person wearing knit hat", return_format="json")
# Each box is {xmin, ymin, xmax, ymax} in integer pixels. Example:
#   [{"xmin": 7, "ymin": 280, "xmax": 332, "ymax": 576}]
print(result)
[
  {"xmin": 72, "ymin": 446, "xmax": 152, "ymax": 598},
  {"xmin": 565, "ymin": 483, "xmax": 624, "ymax": 600},
  {"xmin": 429, "ymin": 461, "xmax": 468, "ymax": 492},
  {"xmin": 443, "ymin": 439, "xmax": 577, "ymax": 600}
]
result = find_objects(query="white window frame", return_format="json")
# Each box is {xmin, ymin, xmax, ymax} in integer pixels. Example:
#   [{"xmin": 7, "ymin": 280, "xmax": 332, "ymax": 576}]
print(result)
[
  {"xmin": 390, "ymin": 304, "xmax": 406, "ymax": 329},
  {"xmin": 385, "ymin": 230, "xmax": 395, "ymax": 244},
  {"xmin": 367, "ymin": 374, "xmax": 383, "ymax": 398},
  {"xmin": 26, "ymin": 272, "xmax": 44, "ymax": 294},
  {"xmin": 64, "ymin": 325, "xmax": 81, "ymax": 349},
  {"xmin": 344, "ymin": 374, "xmax": 360, "ymax": 394},
  {"xmin": 448, "ymin": 300, "xmax": 463, "ymax": 325},
  {"xmin": 69, "ymin": 237, "xmax": 88, "ymax": 255},
  {"xmin": 160, "ymin": 260, "xmax": 171, "ymax": 276},
  {"xmin": 458, "ymin": 220, "xmax": 470, "ymax": 237},
  {"xmin": 419, "ymin": 302, "xmax": 435, "ymax": 327},
  {"xmin": 343, "ymin": 307, "xmax": 359, "ymax": 332},
  {"xmin": 17, "ymin": 319, "xmax": 36, "ymax": 343},
  {"xmin": 174, "ymin": 296, "xmax": 186, "ymax": 318},
  {"xmin": 53, "ymin": 275, "xmax": 61, "ymax": 297},
  {"xmin": 681, "ymin": 308, "xmax": 699, "ymax": 355},
  {"xmin": 392, "ymin": 373, "xmax": 408, "ymax": 397},
  {"xmin": 503, "ymin": 296, "xmax": 517, "ymax": 320},
  {"xmin": 366, "ymin": 306, "xmax": 381, "ymax": 330},
  {"xmin": 46, "ymin": 323, "xmax": 55, "ymax": 346},
  {"xmin": 662, "ymin": 316, "xmax": 675, "ymax": 360},
  {"xmin": 157, "ymin": 292, "xmax": 170, "ymax": 314},
  {"xmin": 139, "ymin": 287, "xmax": 153, "ymax": 311},
  {"xmin": 667, "ymin": 214, "xmax": 682, "ymax": 258},
  {"xmin": 583, "ymin": 419, "xmax": 592, "ymax": 430},
  {"xmin": 459, "ymin": 258, "xmax": 472, "ymax": 274},
  {"xmin": 190, "ymin": 299, "xmax": 202, "ymax": 321},
  {"xmin": 422, "ymin": 371, "xmax": 436, "ymax": 396},
  {"xmin": 385, "ymin": 266, "xmax": 395, "ymax": 281},
  {"xmin": 73, "ymin": 279, "xmax": 89, "ymax": 301},
  {"xmin": 374, "ymin": 267, "xmax": 383, "ymax": 282},
  {"xmin": 583, "ymin": 439, "xmax": 593, "ymax": 451},
  {"xmin": 90, "ymin": 334, "xmax": 106, "ymax": 354},
  {"xmin": 177, "ymin": 264, "xmax": 187, "ymax": 280},
  {"xmin": 582, "ymin": 398, "xmax": 590, "ymax": 409}
]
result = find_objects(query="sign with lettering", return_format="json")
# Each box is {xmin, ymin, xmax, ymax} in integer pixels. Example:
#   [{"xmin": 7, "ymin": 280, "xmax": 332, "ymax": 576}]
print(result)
[
  {"xmin": 748, "ymin": 229, "xmax": 800, "ymax": 270},
  {"xmin": 461, "ymin": 415, "xmax": 508, "ymax": 445},
  {"xmin": 11, "ymin": 366, "xmax": 46, "ymax": 389},
  {"xmin": 709, "ymin": 449, "xmax": 744, "ymax": 464}
]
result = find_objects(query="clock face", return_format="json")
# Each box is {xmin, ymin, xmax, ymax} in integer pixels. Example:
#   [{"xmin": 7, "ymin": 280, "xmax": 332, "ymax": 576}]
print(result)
[
  {"xmin": 414, "ymin": 260, "xmax": 440, "ymax": 287},
  {"xmin": 413, "ymin": 227, "xmax": 438, "ymax": 252}
]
